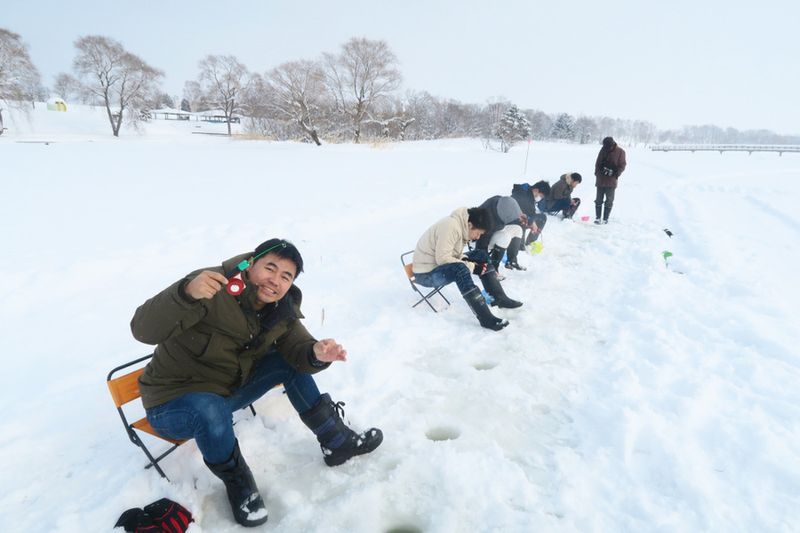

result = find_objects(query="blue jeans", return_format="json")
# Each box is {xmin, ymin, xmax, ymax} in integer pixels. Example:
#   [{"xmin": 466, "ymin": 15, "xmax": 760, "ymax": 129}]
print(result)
[
  {"xmin": 414, "ymin": 262, "xmax": 476, "ymax": 295},
  {"xmin": 546, "ymin": 198, "xmax": 580, "ymax": 217},
  {"xmin": 145, "ymin": 350, "xmax": 321, "ymax": 464}
]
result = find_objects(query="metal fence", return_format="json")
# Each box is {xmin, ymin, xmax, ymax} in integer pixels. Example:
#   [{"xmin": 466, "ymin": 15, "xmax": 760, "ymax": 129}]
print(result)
[{"xmin": 650, "ymin": 144, "xmax": 800, "ymax": 155}]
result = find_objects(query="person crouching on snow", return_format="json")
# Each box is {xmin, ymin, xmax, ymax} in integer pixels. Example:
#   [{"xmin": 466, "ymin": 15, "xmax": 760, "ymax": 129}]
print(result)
[
  {"xmin": 509, "ymin": 180, "xmax": 551, "ymax": 268},
  {"xmin": 130, "ymin": 238, "xmax": 382, "ymax": 527},
  {"xmin": 413, "ymin": 207, "xmax": 516, "ymax": 331},
  {"xmin": 545, "ymin": 172, "xmax": 582, "ymax": 219}
]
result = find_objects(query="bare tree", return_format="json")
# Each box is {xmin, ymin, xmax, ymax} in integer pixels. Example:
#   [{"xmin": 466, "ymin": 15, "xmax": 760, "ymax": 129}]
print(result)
[
  {"xmin": 71, "ymin": 35, "xmax": 163, "ymax": 136},
  {"xmin": 525, "ymin": 110, "xmax": 553, "ymax": 140},
  {"xmin": 323, "ymin": 37, "xmax": 401, "ymax": 143},
  {"xmin": 192, "ymin": 55, "xmax": 252, "ymax": 135},
  {"xmin": 265, "ymin": 59, "xmax": 326, "ymax": 145},
  {"xmin": 52, "ymin": 72, "xmax": 85, "ymax": 102},
  {"xmin": 575, "ymin": 116, "xmax": 598, "ymax": 144},
  {"xmin": 0, "ymin": 28, "xmax": 41, "ymax": 134}
]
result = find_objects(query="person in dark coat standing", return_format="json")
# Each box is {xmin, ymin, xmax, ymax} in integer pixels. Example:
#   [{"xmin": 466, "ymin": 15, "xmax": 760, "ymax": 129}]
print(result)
[
  {"xmin": 594, "ymin": 136, "xmax": 627, "ymax": 224},
  {"xmin": 131, "ymin": 238, "xmax": 382, "ymax": 527}
]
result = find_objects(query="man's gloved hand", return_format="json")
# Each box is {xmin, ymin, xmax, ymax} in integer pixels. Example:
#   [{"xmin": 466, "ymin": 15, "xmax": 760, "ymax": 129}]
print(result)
[
  {"xmin": 472, "ymin": 262, "xmax": 488, "ymax": 276},
  {"xmin": 463, "ymin": 249, "xmax": 490, "ymax": 264}
]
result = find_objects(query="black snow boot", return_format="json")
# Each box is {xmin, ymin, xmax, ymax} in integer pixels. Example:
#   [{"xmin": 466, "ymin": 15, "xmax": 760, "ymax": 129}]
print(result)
[
  {"xmin": 301, "ymin": 393, "xmax": 383, "ymax": 467},
  {"xmin": 489, "ymin": 245, "xmax": 506, "ymax": 271},
  {"xmin": 595, "ymin": 202, "xmax": 602, "ymax": 221},
  {"xmin": 504, "ymin": 237, "xmax": 527, "ymax": 270},
  {"xmin": 205, "ymin": 440, "xmax": 269, "ymax": 527},
  {"xmin": 463, "ymin": 287, "xmax": 508, "ymax": 331},
  {"xmin": 602, "ymin": 204, "xmax": 612, "ymax": 222},
  {"xmin": 480, "ymin": 271, "xmax": 523, "ymax": 308},
  {"xmin": 563, "ymin": 198, "xmax": 581, "ymax": 219}
]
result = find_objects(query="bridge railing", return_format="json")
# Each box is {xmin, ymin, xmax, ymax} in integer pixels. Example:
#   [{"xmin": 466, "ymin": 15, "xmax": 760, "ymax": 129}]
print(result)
[{"xmin": 650, "ymin": 144, "xmax": 800, "ymax": 155}]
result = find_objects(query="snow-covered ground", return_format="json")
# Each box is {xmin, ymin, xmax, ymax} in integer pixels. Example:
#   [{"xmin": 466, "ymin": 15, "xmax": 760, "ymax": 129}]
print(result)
[{"xmin": 1, "ymin": 105, "xmax": 798, "ymax": 532}]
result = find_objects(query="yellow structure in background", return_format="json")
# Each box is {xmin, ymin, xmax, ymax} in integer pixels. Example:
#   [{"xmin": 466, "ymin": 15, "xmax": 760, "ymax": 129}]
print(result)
[{"xmin": 47, "ymin": 98, "xmax": 67, "ymax": 112}]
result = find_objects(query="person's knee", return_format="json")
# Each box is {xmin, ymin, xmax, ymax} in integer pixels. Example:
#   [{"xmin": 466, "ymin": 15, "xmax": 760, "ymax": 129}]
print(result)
[{"xmin": 191, "ymin": 397, "xmax": 232, "ymax": 436}]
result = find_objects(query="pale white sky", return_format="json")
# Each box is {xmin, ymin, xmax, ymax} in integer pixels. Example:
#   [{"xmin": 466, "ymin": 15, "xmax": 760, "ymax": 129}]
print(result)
[{"xmin": 5, "ymin": 0, "xmax": 799, "ymax": 134}]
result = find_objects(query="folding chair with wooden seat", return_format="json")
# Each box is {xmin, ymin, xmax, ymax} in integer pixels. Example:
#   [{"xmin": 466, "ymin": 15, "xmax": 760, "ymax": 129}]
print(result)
[
  {"xmin": 400, "ymin": 250, "xmax": 451, "ymax": 312},
  {"xmin": 107, "ymin": 353, "xmax": 258, "ymax": 481}
]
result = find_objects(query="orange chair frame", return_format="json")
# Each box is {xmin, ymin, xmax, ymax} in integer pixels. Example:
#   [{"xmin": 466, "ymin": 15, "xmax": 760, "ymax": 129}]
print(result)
[{"xmin": 107, "ymin": 353, "xmax": 258, "ymax": 481}]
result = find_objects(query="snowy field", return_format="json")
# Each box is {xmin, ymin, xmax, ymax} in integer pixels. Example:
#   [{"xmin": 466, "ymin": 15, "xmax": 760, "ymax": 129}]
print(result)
[{"xmin": 1, "ymin": 105, "xmax": 799, "ymax": 532}]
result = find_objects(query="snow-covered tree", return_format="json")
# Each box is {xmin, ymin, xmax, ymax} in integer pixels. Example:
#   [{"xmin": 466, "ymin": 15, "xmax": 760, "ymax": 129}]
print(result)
[
  {"xmin": 152, "ymin": 91, "xmax": 174, "ymax": 109},
  {"xmin": 0, "ymin": 28, "xmax": 41, "ymax": 134},
  {"xmin": 322, "ymin": 37, "xmax": 401, "ymax": 143},
  {"xmin": 71, "ymin": 35, "xmax": 163, "ymax": 136},
  {"xmin": 191, "ymin": 55, "xmax": 253, "ymax": 135},
  {"xmin": 525, "ymin": 110, "xmax": 553, "ymax": 141},
  {"xmin": 575, "ymin": 116, "xmax": 597, "ymax": 144},
  {"xmin": 264, "ymin": 59, "xmax": 326, "ymax": 145},
  {"xmin": 551, "ymin": 112, "xmax": 576, "ymax": 141},
  {"xmin": 180, "ymin": 98, "xmax": 191, "ymax": 112},
  {"xmin": 494, "ymin": 104, "xmax": 531, "ymax": 153}
]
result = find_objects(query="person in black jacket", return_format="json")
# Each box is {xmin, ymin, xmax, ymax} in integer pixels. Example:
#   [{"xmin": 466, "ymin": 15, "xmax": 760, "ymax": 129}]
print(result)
[
  {"xmin": 508, "ymin": 180, "xmax": 550, "ymax": 269},
  {"xmin": 471, "ymin": 195, "xmax": 526, "ymax": 307}
]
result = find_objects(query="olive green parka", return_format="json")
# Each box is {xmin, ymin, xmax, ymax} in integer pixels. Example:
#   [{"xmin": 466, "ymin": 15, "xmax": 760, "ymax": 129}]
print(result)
[{"xmin": 131, "ymin": 253, "xmax": 327, "ymax": 408}]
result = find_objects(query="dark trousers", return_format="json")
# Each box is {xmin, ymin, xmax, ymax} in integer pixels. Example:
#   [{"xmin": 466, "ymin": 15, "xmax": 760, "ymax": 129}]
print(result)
[{"xmin": 595, "ymin": 187, "xmax": 616, "ymax": 219}]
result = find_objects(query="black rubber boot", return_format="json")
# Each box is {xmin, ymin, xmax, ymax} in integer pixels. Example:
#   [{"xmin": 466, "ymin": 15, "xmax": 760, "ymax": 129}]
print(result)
[
  {"xmin": 480, "ymin": 271, "xmax": 522, "ymax": 308},
  {"xmin": 489, "ymin": 245, "xmax": 505, "ymax": 271},
  {"xmin": 463, "ymin": 287, "xmax": 508, "ymax": 331},
  {"xmin": 563, "ymin": 198, "xmax": 580, "ymax": 219},
  {"xmin": 603, "ymin": 204, "xmax": 612, "ymax": 222},
  {"xmin": 205, "ymin": 440, "xmax": 269, "ymax": 527},
  {"xmin": 505, "ymin": 237, "xmax": 527, "ymax": 270},
  {"xmin": 301, "ymin": 394, "xmax": 383, "ymax": 467},
  {"xmin": 524, "ymin": 230, "xmax": 539, "ymax": 246},
  {"xmin": 595, "ymin": 202, "xmax": 602, "ymax": 220}
]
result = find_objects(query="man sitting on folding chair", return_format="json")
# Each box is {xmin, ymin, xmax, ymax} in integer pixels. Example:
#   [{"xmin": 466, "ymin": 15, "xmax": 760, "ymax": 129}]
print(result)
[
  {"xmin": 130, "ymin": 238, "xmax": 382, "ymax": 527},
  {"xmin": 412, "ymin": 207, "xmax": 516, "ymax": 331}
]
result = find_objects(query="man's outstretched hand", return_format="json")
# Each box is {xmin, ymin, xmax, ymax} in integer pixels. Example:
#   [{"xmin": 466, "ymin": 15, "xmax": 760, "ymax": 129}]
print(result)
[{"xmin": 313, "ymin": 338, "xmax": 348, "ymax": 363}]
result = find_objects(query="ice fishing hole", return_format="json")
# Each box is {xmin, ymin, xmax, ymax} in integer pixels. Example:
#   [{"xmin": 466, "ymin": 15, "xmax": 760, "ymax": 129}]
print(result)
[
  {"xmin": 385, "ymin": 526, "xmax": 423, "ymax": 533},
  {"xmin": 472, "ymin": 361, "xmax": 497, "ymax": 370},
  {"xmin": 425, "ymin": 426, "xmax": 460, "ymax": 441}
]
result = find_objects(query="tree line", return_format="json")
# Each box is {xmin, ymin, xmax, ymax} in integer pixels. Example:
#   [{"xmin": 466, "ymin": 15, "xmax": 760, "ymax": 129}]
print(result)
[{"xmin": 2, "ymin": 28, "xmax": 798, "ymax": 146}]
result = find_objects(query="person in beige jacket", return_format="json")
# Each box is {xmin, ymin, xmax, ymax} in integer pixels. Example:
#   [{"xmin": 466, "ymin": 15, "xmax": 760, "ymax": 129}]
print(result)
[{"xmin": 412, "ymin": 207, "xmax": 519, "ymax": 330}]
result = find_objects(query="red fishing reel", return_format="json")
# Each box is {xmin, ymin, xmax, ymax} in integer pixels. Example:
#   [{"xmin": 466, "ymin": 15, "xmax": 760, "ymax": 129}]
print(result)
[
  {"xmin": 225, "ymin": 259, "xmax": 252, "ymax": 296},
  {"xmin": 226, "ymin": 273, "xmax": 245, "ymax": 296}
]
